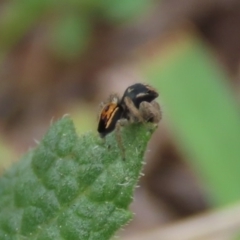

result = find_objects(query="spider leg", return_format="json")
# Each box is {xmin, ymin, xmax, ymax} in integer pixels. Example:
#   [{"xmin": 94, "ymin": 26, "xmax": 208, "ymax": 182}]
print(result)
[
  {"xmin": 97, "ymin": 101, "xmax": 105, "ymax": 121},
  {"xmin": 139, "ymin": 101, "xmax": 162, "ymax": 123},
  {"xmin": 123, "ymin": 96, "xmax": 145, "ymax": 122},
  {"xmin": 114, "ymin": 119, "xmax": 128, "ymax": 160}
]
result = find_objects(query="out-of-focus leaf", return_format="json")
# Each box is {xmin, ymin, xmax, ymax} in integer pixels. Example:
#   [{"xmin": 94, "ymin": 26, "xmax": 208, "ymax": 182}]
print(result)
[
  {"xmin": 58, "ymin": 0, "xmax": 101, "ymax": 11},
  {"xmin": 101, "ymin": 0, "xmax": 151, "ymax": 23},
  {"xmin": 0, "ymin": 0, "xmax": 50, "ymax": 55},
  {"xmin": 50, "ymin": 13, "xmax": 92, "ymax": 60},
  {"xmin": 70, "ymin": 103, "xmax": 96, "ymax": 135},
  {"xmin": 145, "ymin": 36, "xmax": 240, "ymax": 206},
  {"xmin": 0, "ymin": 139, "xmax": 16, "ymax": 170}
]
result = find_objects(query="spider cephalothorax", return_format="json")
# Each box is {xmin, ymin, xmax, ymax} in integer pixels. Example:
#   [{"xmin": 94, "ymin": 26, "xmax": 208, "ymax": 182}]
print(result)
[{"xmin": 121, "ymin": 83, "xmax": 159, "ymax": 109}]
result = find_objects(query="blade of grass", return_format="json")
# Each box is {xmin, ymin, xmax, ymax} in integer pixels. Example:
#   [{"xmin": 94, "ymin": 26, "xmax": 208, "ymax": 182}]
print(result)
[{"xmin": 144, "ymin": 35, "xmax": 240, "ymax": 206}]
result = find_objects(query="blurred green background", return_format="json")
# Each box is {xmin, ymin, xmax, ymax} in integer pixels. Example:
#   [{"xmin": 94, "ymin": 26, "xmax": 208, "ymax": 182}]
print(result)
[{"xmin": 0, "ymin": 0, "xmax": 240, "ymax": 239}]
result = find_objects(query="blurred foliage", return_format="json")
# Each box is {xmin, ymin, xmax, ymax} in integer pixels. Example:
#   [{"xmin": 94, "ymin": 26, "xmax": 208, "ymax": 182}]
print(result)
[
  {"xmin": 0, "ymin": 0, "xmax": 153, "ymax": 61},
  {"xmin": 50, "ymin": 13, "xmax": 92, "ymax": 60},
  {"xmin": 234, "ymin": 233, "xmax": 240, "ymax": 240},
  {"xmin": 0, "ymin": 0, "xmax": 50, "ymax": 56},
  {"xmin": 0, "ymin": 138, "xmax": 16, "ymax": 170},
  {"xmin": 70, "ymin": 103, "xmax": 96, "ymax": 135},
  {"xmin": 145, "ymin": 34, "xmax": 240, "ymax": 206},
  {"xmin": 99, "ymin": 0, "xmax": 151, "ymax": 23}
]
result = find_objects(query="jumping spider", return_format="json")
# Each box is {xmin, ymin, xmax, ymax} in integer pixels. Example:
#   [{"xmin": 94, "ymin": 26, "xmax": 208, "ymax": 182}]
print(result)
[
  {"xmin": 120, "ymin": 83, "xmax": 161, "ymax": 124},
  {"xmin": 97, "ymin": 83, "xmax": 161, "ymax": 158}
]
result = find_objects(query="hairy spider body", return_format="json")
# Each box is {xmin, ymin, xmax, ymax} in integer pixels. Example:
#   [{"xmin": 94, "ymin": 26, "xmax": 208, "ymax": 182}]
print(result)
[
  {"xmin": 97, "ymin": 94, "xmax": 123, "ymax": 138},
  {"xmin": 97, "ymin": 83, "xmax": 161, "ymax": 138},
  {"xmin": 97, "ymin": 83, "xmax": 161, "ymax": 159}
]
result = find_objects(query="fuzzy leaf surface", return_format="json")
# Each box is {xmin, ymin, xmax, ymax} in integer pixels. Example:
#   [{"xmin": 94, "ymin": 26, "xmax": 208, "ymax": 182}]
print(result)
[{"xmin": 0, "ymin": 117, "xmax": 154, "ymax": 240}]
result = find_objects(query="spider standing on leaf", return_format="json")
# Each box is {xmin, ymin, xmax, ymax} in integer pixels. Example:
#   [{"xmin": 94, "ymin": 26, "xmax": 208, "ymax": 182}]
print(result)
[{"xmin": 97, "ymin": 83, "xmax": 162, "ymax": 159}]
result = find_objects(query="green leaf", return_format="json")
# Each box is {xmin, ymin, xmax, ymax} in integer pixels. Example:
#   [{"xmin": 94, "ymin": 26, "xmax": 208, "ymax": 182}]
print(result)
[
  {"xmin": 0, "ymin": 138, "xmax": 16, "ymax": 170},
  {"xmin": 101, "ymin": 0, "xmax": 151, "ymax": 23},
  {"xmin": 50, "ymin": 14, "xmax": 91, "ymax": 60},
  {"xmin": 0, "ymin": 0, "xmax": 50, "ymax": 56},
  {"xmin": 0, "ymin": 117, "xmax": 155, "ymax": 240},
  {"xmin": 145, "ymin": 37, "xmax": 240, "ymax": 206}
]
